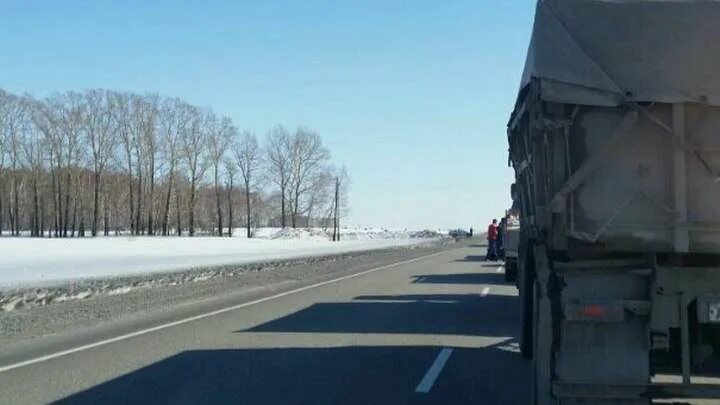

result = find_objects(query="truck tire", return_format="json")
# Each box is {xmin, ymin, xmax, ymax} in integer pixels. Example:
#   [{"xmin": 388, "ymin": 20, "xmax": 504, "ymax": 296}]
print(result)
[{"xmin": 504, "ymin": 258, "xmax": 518, "ymax": 282}]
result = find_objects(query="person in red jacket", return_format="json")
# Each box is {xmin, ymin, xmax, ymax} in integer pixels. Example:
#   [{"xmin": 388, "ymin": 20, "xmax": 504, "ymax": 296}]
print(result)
[{"xmin": 485, "ymin": 219, "xmax": 499, "ymax": 261}]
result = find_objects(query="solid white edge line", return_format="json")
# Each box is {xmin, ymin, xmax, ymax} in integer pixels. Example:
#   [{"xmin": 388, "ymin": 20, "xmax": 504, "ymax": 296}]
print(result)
[
  {"xmin": 0, "ymin": 250, "xmax": 449, "ymax": 374},
  {"xmin": 415, "ymin": 347, "xmax": 454, "ymax": 393},
  {"xmin": 481, "ymin": 287, "xmax": 490, "ymax": 296}
]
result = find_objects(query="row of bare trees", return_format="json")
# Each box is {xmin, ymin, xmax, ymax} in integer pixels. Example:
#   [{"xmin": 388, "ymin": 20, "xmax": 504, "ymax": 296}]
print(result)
[{"xmin": 0, "ymin": 88, "xmax": 348, "ymax": 238}]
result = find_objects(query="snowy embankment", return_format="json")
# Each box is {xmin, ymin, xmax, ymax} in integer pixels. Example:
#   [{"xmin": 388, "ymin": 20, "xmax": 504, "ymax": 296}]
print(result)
[
  {"xmin": 0, "ymin": 228, "xmax": 440, "ymax": 288},
  {"xmin": 0, "ymin": 229, "xmax": 448, "ymax": 312}
]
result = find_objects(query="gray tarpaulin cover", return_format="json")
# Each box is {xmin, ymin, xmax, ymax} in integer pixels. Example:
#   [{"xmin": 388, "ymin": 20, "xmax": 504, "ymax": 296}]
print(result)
[{"xmin": 520, "ymin": 0, "xmax": 720, "ymax": 107}]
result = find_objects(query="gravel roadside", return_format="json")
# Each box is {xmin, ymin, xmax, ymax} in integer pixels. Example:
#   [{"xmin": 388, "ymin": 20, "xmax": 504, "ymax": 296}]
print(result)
[{"xmin": 0, "ymin": 238, "xmax": 465, "ymax": 347}]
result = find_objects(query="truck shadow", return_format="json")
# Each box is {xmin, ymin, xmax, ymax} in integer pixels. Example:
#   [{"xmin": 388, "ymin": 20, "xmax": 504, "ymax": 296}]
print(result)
[
  {"xmin": 412, "ymin": 272, "xmax": 509, "ymax": 286},
  {"xmin": 54, "ymin": 289, "xmax": 528, "ymax": 404},
  {"xmin": 239, "ymin": 293, "xmax": 519, "ymax": 337},
  {"xmin": 467, "ymin": 243, "xmax": 488, "ymax": 248},
  {"xmin": 53, "ymin": 342, "xmax": 530, "ymax": 405},
  {"xmin": 454, "ymin": 255, "xmax": 488, "ymax": 262}
]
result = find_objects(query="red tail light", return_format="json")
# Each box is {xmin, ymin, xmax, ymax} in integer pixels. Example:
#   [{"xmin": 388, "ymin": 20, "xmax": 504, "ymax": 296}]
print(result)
[{"xmin": 583, "ymin": 305, "xmax": 607, "ymax": 318}]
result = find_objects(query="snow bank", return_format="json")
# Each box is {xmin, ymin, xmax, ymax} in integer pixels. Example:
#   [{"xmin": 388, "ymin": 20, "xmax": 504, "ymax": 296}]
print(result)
[
  {"xmin": 0, "ymin": 231, "xmax": 440, "ymax": 288},
  {"xmin": 260, "ymin": 228, "xmax": 331, "ymax": 241},
  {"xmin": 247, "ymin": 227, "xmax": 426, "ymax": 241}
]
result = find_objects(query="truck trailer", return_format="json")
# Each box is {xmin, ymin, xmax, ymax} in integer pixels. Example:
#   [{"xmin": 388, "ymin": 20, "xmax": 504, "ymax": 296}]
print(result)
[{"xmin": 508, "ymin": 1, "xmax": 720, "ymax": 403}]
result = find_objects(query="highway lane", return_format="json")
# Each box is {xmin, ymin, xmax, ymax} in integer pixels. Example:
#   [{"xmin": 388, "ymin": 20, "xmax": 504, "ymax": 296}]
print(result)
[{"xmin": 0, "ymin": 246, "xmax": 530, "ymax": 404}]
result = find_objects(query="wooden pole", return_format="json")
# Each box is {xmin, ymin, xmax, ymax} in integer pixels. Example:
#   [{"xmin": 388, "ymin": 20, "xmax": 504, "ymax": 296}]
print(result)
[{"xmin": 334, "ymin": 177, "xmax": 340, "ymax": 241}]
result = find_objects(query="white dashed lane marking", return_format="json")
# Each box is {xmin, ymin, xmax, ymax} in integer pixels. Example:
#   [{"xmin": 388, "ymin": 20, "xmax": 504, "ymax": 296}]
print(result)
[{"xmin": 415, "ymin": 348, "xmax": 454, "ymax": 393}]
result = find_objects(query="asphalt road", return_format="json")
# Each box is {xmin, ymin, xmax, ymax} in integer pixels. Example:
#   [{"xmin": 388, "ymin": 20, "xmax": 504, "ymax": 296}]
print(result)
[{"xmin": 0, "ymin": 245, "xmax": 530, "ymax": 405}]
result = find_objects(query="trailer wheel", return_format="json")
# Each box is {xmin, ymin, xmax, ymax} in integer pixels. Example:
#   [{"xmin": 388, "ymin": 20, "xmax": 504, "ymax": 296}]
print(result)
[
  {"xmin": 504, "ymin": 258, "xmax": 518, "ymax": 282},
  {"xmin": 520, "ymin": 279, "xmax": 534, "ymax": 358}
]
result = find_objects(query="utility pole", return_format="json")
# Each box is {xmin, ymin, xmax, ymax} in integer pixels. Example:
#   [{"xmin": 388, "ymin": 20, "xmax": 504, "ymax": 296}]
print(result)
[{"xmin": 333, "ymin": 176, "xmax": 340, "ymax": 241}]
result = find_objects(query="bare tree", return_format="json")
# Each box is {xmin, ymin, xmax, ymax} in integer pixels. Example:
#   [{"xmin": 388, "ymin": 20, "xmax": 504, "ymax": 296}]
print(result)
[
  {"xmin": 265, "ymin": 126, "xmax": 291, "ymax": 228},
  {"xmin": 20, "ymin": 97, "xmax": 45, "ymax": 237},
  {"xmin": 306, "ymin": 168, "xmax": 334, "ymax": 229},
  {"xmin": 137, "ymin": 95, "xmax": 159, "ymax": 235},
  {"xmin": 34, "ymin": 96, "xmax": 70, "ymax": 237},
  {"xmin": 0, "ymin": 90, "xmax": 9, "ymax": 235},
  {"xmin": 207, "ymin": 115, "xmax": 234, "ymax": 236},
  {"xmin": 144, "ymin": 94, "xmax": 158, "ymax": 235},
  {"xmin": 180, "ymin": 106, "xmax": 208, "ymax": 236},
  {"xmin": 111, "ymin": 92, "xmax": 136, "ymax": 235},
  {"xmin": 234, "ymin": 130, "xmax": 261, "ymax": 238},
  {"xmin": 56, "ymin": 92, "xmax": 85, "ymax": 237},
  {"xmin": 159, "ymin": 98, "xmax": 184, "ymax": 236},
  {"xmin": 83, "ymin": 89, "xmax": 116, "ymax": 236},
  {"xmin": 288, "ymin": 128, "xmax": 330, "ymax": 228},
  {"xmin": 223, "ymin": 157, "xmax": 237, "ymax": 237},
  {"xmin": 129, "ymin": 95, "xmax": 148, "ymax": 234},
  {"xmin": 3, "ymin": 93, "xmax": 23, "ymax": 235},
  {"xmin": 30, "ymin": 97, "xmax": 62, "ymax": 237}
]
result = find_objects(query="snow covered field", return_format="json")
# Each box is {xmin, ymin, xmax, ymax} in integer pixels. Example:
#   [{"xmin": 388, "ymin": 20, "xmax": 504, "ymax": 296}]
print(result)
[{"xmin": 0, "ymin": 228, "xmax": 440, "ymax": 288}]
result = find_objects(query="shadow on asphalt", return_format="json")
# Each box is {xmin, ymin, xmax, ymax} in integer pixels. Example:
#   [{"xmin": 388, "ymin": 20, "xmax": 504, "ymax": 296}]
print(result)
[
  {"xmin": 241, "ymin": 293, "xmax": 518, "ymax": 337},
  {"xmin": 452, "ymin": 255, "xmax": 504, "ymax": 264},
  {"xmin": 454, "ymin": 254, "xmax": 487, "ymax": 262},
  {"xmin": 54, "ymin": 341, "xmax": 530, "ymax": 405},
  {"xmin": 411, "ymin": 272, "xmax": 508, "ymax": 286},
  {"xmin": 54, "ymin": 266, "xmax": 529, "ymax": 404},
  {"xmin": 353, "ymin": 293, "xmax": 484, "ymax": 301}
]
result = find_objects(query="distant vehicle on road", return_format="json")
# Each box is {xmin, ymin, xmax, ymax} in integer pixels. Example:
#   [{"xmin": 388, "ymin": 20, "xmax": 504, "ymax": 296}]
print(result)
[{"xmin": 448, "ymin": 229, "xmax": 470, "ymax": 238}]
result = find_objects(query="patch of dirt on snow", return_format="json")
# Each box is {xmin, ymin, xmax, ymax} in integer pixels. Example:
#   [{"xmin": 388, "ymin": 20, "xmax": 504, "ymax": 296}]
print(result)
[{"xmin": 265, "ymin": 228, "xmax": 331, "ymax": 241}]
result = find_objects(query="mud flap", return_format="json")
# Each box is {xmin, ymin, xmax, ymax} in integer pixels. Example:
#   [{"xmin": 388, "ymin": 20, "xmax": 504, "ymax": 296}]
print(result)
[
  {"xmin": 532, "ymin": 245, "xmax": 652, "ymax": 404},
  {"xmin": 533, "ymin": 245, "xmax": 556, "ymax": 405}
]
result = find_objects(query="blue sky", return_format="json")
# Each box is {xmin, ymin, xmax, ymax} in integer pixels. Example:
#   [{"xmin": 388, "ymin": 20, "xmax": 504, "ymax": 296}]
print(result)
[{"xmin": 0, "ymin": 0, "xmax": 536, "ymax": 230}]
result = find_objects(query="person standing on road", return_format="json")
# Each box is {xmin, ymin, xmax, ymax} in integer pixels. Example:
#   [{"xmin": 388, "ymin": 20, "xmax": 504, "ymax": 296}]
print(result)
[{"xmin": 486, "ymin": 219, "xmax": 499, "ymax": 261}]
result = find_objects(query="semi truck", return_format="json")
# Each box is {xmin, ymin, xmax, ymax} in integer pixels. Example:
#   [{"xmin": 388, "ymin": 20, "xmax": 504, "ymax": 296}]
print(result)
[{"xmin": 507, "ymin": 1, "xmax": 720, "ymax": 403}]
